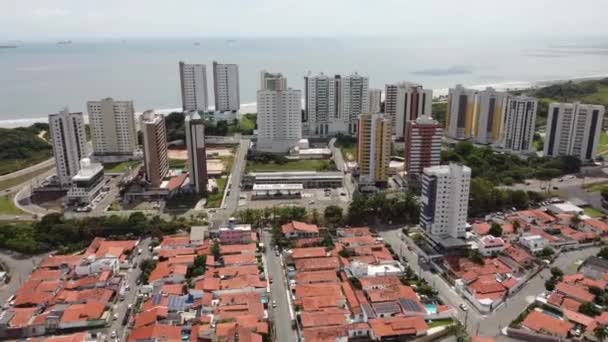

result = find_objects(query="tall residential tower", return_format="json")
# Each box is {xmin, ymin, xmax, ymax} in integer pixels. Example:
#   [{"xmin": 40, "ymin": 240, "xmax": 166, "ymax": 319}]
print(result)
[
  {"xmin": 212, "ymin": 61, "xmax": 240, "ymax": 112},
  {"xmin": 141, "ymin": 110, "xmax": 169, "ymax": 188},
  {"xmin": 357, "ymin": 113, "xmax": 392, "ymax": 185},
  {"xmin": 48, "ymin": 108, "xmax": 87, "ymax": 187},
  {"xmin": 386, "ymin": 82, "xmax": 432, "ymax": 138},
  {"xmin": 304, "ymin": 72, "xmax": 339, "ymax": 136},
  {"xmin": 87, "ymin": 98, "xmax": 137, "ymax": 162},
  {"xmin": 179, "ymin": 62, "xmax": 209, "ymax": 112},
  {"xmin": 544, "ymin": 102, "xmax": 605, "ymax": 162},
  {"xmin": 340, "ymin": 73, "xmax": 369, "ymax": 134},
  {"xmin": 404, "ymin": 116, "xmax": 442, "ymax": 177},
  {"xmin": 501, "ymin": 96, "xmax": 537, "ymax": 154},
  {"xmin": 185, "ymin": 111, "xmax": 208, "ymax": 194}
]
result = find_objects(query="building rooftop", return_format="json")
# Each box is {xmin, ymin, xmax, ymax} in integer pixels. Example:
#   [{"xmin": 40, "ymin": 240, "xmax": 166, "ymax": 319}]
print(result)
[
  {"xmin": 522, "ymin": 310, "xmax": 573, "ymax": 338},
  {"xmin": 252, "ymin": 183, "xmax": 304, "ymax": 191}
]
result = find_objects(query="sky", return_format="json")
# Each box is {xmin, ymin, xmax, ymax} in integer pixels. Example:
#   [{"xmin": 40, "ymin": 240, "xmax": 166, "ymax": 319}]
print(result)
[{"xmin": 2, "ymin": 0, "xmax": 608, "ymax": 39}]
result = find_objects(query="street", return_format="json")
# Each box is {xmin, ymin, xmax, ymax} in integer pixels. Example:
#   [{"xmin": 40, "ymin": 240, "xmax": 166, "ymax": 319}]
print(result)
[
  {"xmin": 379, "ymin": 228, "xmax": 600, "ymax": 338},
  {"xmin": 263, "ymin": 231, "xmax": 298, "ymax": 342},
  {"xmin": 0, "ymin": 250, "xmax": 47, "ymax": 304}
]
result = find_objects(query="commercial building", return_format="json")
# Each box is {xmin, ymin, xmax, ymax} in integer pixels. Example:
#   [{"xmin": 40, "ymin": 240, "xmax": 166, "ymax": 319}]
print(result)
[
  {"xmin": 357, "ymin": 113, "xmax": 392, "ymax": 185},
  {"xmin": 212, "ymin": 61, "xmax": 240, "ymax": 112},
  {"xmin": 368, "ymin": 88, "xmax": 382, "ymax": 114},
  {"xmin": 48, "ymin": 108, "xmax": 87, "ymax": 187},
  {"xmin": 256, "ymin": 71, "xmax": 302, "ymax": 152},
  {"xmin": 404, "ymin": 115, "xmax": 442, "ymax": 177},
  {"xmin": 87, "ymin": 97, "xmax": 137, "ymax": 162},
  {"xmin": 179, "ymin": 61, "xmax": 208, "ymax": 112},
  {"xmin": 446, "ymin": 85, "xmax": 507, "ymax": 144},
  {"xmin": 242, "ymin": 171, "xmax": 342, "ymax": 189},
  {"xmin": 544, "ymin": 102, "xmax": 605, "ymax": 162},
  {"xmin": 67, "ymin": 158, "xmax": 105, "ymax": 205},
  {"xmin": 185, "ymin": 111, "xmax": 208, "ymax": 194},
  {"xmin": 390, "ymin": 82, "xmax": 432, "ymax": 138},
  {"xmin": 340, "ymin": 73, "xmax": 369, "ymax": 134},
  {"xmin": 501, "ymin": 96, "xmax": 537, "ymax": 154},
  {"xmin": 303, "ymin": 72, "xmax": 340, "ymax": 136},
  {"xmin": 420, "ymin": 163, "xmax": 471, "ymax": 239},
  {"xmin": 141, "ymin": 110, "xmax": 169, "ymax": 188}
]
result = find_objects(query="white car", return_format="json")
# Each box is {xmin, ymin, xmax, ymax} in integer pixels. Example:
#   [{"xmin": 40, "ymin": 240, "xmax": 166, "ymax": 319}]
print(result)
[
  {"xmin": 272, "ymin": 300, "xmax": 277, "ymax": 308},
  {"xmin": 110, "ymin": 331, "xmax": 117, "ymax": 338},
  {"xmin": 113, "ymin": 313, "xmax": 118, "ymax": 320},
  {"xmin": 459, "ymin": 304, "xmax": 469, "ymax": 311}
]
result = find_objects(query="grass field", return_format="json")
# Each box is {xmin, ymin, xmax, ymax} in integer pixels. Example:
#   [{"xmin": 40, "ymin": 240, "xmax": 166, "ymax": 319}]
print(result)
[
  {"xmin": 168, "ymin": 159, "xmax": 187, "ymax": 169},
  {"xmin": 584, "ymin": 207, "xmax": 605, "ymax": 218},
  {"xmin": 0, "ymin": 152, "xmax": 52, "ymax": 176},
  {"xmin": 341, "ymin": 146, "xmax": 356, "ymax": 162},
  {"xmin": 583, "ymin": 181, "xmax": 608, "ymax": 192},
  {"xmin": 0, "ymin": 165, "xmax": 54, "ymax": 191},
  {"xmin": 103, "ymin": 160, "xmax": 141, "ymax": 173},
  {"xmin": 599, "ymin": 130, "xmax": 608, "ymax": 155},
  {"xmin": 207, "ymin": 177, "xmax": 227, "ymax": 208},
  {"xmin": 0, "ymin": 195, "xmax": 24, "ymax": 215},
  {"xmin": 246, "ymin": 159, "xmax": 336, "ymax": 172}
]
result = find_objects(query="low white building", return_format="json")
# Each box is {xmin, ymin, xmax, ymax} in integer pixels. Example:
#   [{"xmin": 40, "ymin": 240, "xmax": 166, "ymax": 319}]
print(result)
[
  {"xmin": 67, "ymin": 158, "xmax": 105, "ymax": 205},
  {"xmin": 519, "ymin": 235, "xmax": 547, "ymax": 254},
  {"xmin": 477, "ymin": 235, "xmax": 505, "ymax": 256},
  {"xmin": 348, "ymin": 260, "xmax": 402, "ymax": 278},
  {"xmin": 547, "ymin": 202, "xmax": 584, "ymax": 215},
  {"xmin": 74, "ymin": 255, "xmax": 119, "ymax": 277}
]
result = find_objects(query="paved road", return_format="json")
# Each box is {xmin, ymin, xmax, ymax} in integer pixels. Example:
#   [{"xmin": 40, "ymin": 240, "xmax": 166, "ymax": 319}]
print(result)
[
  {"xmin": 380, "ymin": 228, "xmax": 600, "ymax": 338},
  {"xmin": 211, "ymin": 139, "xmax": 249, "ymax": 227},
  {"xmin": 263, "ymin": 231, "xmax": 297, "ymax": 342},
  {"xmin": 329, "ymin": 138, "xmax": 355, "ymax": 199},
  {"xmin": 107, "ymin": 238, "xmax": 153, "ymax": 341},
  {"xmin": 0, "ymin": 158, "xmax": 54, "ymax": 183},
  {"xmin": 0, "ymin": 250, "xmax": 47, "ymax": 304}
]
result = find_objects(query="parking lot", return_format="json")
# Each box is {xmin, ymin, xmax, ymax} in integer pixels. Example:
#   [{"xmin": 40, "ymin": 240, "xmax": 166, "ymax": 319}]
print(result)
[{"xmin": 237, "ymin": 187, "xmax": 350, "ymax": 211}]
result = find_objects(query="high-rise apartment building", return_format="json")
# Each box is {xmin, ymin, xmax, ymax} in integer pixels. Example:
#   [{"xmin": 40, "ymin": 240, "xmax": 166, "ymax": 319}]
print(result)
[
  {"xmin": 368, "ymin": 88, "xmax": 382, "ymax": 114},
  {"xmin": 404, "ymin": 116, "xmax": 442, "ymax": 176},
  {"xmin": 48, "ymin": 108, "xmax": 87, "ymax": 187},
  {"xmin": 304, "ymin": 72, "xmax": 339, "ymax": 136},
  {"xmin": 340, "ymin": 73, "xmax": 369, "ymax": 134},
  {"xmin": 185, "ymin": 111, "xmax": 208, "ymax": 194},
  {"xmin": 179, "ymin": 62, "xmax": 209, "ymax": 112},
  {"xmin": 544, "ymin": 102, "xmax": 605, "ymax": 162},
  {"xmin": 474, "ymin": 88, "xmax": 507, "ymax": 145},
  {"xmin": 501, "ymin": 96, "xmax": 537, "ymax": 154},
  {"xmin": 446, "ymin": 84, "xmax": 477, "ymax": 140},
  {"xmin": 356, "ymin": 113, "xmax": 392, "ymax": 185},
  {"xmin": 141, "ymin": 110, "xmax": 169, "ymax": 188},
  {"xmin": 212, "ymin": 61, "xmax": 240, "ymax": 112},
  {"xmin": 257, "ymin": 71, "xmax": 302, "ymax": 152},
  {"xmin": 384, "ymin": 83, "xmax": 399, "ymax": 132},
  {"xmin": 420, "ymin": 163, "xmax": 471, "ymax": 239},
  {"xmin": 87, "ymin": 98, "xmax": 137, "ymax": 162},
  {"xmin": 446, "ymin": 85, "xmax": 507, "ymax": 144},
  {"xmin": 393, "ymin": 83, "xmax": 432, "ymax": 138}
]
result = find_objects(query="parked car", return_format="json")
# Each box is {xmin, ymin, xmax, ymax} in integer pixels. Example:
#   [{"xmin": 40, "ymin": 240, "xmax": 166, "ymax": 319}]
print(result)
[
  {"xmin": 272, "ymin": 300, "xmax": 277, "ymax": 308},
  {"xmin": 459, "ymin": 304, "xmax": 469, "ymax": 311}
]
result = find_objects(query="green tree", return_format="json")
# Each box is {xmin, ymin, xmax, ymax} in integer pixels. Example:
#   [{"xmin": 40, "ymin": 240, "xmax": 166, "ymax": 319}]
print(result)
[
  {"xmin": 211, "ymin": 239, "xmax": 221, "ymax": 259},
  {"xmin": 489, "ymin": 223, "xmax": 503, "ymax": 237},
  {"xmin": 324, "ymin": 205, "xmax": 343, "ymax": 226},
  {"xmin": 579, "ymin": 302, "xmax": 600, "ymax": 317},
  {"xmin": 467, "ymin": 249, "xmax": 484, "ymax": 265},
  {"xmin": 540, "ymin": 246, "xmax": 554, "ymax": 257},
  {"xmin": 545, "ymin": 279, "xmax": 556, "ymax": 291},
  {"xmin": 599, "ymin": 247, "xmax": 608, "ymax": 260},
  {"xmin": 550, "ymin": 267, "xmax": 564, "ymax": 279},
  {"xmin": 595, "ymin": 325, "xmax": 608, "ymax": 342}
]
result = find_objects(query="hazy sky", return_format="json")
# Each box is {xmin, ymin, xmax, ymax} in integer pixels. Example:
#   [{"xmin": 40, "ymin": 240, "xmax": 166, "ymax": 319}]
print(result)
[{"xmin": 2, "ymin": 0, "xmax": 608, "ymax": 39}]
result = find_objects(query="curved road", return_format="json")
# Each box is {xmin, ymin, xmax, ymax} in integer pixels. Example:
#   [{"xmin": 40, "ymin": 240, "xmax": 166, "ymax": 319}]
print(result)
[{"xmin": 0, "ymin": 158, "xmax": 54, "ymax": 183}]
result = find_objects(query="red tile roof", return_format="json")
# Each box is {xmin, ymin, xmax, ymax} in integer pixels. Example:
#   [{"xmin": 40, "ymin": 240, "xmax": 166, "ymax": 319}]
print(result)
[
  {"xmin": 302, "ymin": 326, "xmax": 347, "ymax": 342},
  {"xmin": 42, "ymin": 332, "xmax": 89, "ymax": 342},
  {"xmin": 295, "ymin": 283, "xmax": 343, "ymax": 299},
  {"xmin": 133, "ymin": 306, "xmax": 169, "ymax": 329},
  {"xmin": 300, "ymin": 312, "xmax": 346, "ymax": 328},
  {"xmin": 128, "ymin": 323, "xmax": 181, "ymax": 342},
  {"xmin": 584, "ymin": 218, "xmax": 608, "ymax": 233},
  {"xmin": 291, "ymin": 247, "xmax": 328, "ymax": 259},
  {"xmin": 555, "ymin": 282, "xmax": 595, "ymax": 303},
  {"xmin": 9, "ymin": 308, "xmax": 37, "ymax": 327},
  {"xmin": 282, "ymin": 221, "xmax": 319, "ymax": 234},
  {"xmin": 472, "ymin": 223, "xmax": 491, "ymax": 236},
  {"xmin": 161, "ymin": 284, "xmax": 184, "ymax": 295},
  {"xmin": 294, "ymin": 257, "xmax": 340, "ymax": 272},
  {"xmin": 522, "ymin": 310, "xmax": 573, "ymax": 337},
  {"xmin": 296, "ymin": 270, "xmax": 338, "ymax": 284},
  {"xmin": 518, "ymin": 210, "xmax": 556, "ymax": 223},
  {"xmin": 220, "ymin": 244, "xmax": 257, "ymax": 255},
  {"xmin": 60, "ymin": 301, "xmax": 105, "ymax": 323},
  {"xmin": 369, "ymin": 317, "xmax": 428, "ymax": 337},
  {"xmin": 38, "ymin": 255, "xmax": 82, "ymax": 269}
]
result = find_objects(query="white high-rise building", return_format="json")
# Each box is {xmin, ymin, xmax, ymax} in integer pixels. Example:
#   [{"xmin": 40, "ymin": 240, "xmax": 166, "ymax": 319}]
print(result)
[
  {"xmin": 87, "ymin": 98, "xmax": 137, "ymax": 162},
  {"xmin": 212, "ymin": 61, "xmax": 240, "ymax": 112},
  {"xmin": 392, "ymin": 82, "xmax": 432, "ymax": 138},
  {"xmin": 304, "ymin": 72, "xmax": 339, "ymax": 137},
  {"xmin": 185, "ymin": 111, "xmax": 208, "ymax": 194},
  {"xmin": 420, "ymin": 163, "xmax": 471, "ymax": 239},
  {"xmin": 179, "ymin": 62, "xmax": 209, "ymax": 112},
  {"xmin": 501, "ymin": 96, "xmax": 538, "ymax": 154},
  {"xmin": 257, "ymin": 71, "xmax": 302, "ymax": 152},
  {"xmin": 339, "ymin": 73, "xmax": 369, "ymax": 134},
  {"xmin": 544, "ymin": 102, "xmax": 605, "ymax": 162},
  {"xmin": 48, "ymin": 108, "xmax": 87, "ymax": 187},
  {"xmin": 368, "ymin": 88, "xmax": 382, "ymax": 114}
]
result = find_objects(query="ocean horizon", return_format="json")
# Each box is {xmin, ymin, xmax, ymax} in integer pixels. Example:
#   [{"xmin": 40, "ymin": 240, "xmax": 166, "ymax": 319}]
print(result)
[{"xmin": 1, "ymin": 36, "xmax": 608, "ymax": 127}]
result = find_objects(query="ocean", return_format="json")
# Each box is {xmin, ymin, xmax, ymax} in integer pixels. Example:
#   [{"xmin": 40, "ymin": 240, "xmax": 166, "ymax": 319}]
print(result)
[{"xmin": 1, "ymin": 36, "xmax": 608, "ymax": 127}]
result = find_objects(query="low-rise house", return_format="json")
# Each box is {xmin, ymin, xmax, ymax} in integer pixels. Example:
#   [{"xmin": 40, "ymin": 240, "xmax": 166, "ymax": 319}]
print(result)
[
  {"xmin": 281, "ymin": 221, "xmax": 320, "ymax": 239},
  {"xmin": 368, "ymin": 316, "xmax": 428, "ymax": 340},
  {"xmin": 128, "ymin": 323, "xmax": 181, "ymax": 342},
  {"xmin": 502, "ymin": 244, "xmax": 535, "ymax": 268},
  {"xmin": 478, "ymin": 236, "xmax": 505, "ymax": 257},
  {"xmin": 580, "ymin": 218, "xmax": 608, "ymax": 236},
  {"xmin": 521, "ymin": 310, "xmax": 573, "ymax": 338},
  {"xmin": 579, "ymin": 257, "xmax": 608, "ymax": 281},
  {"xmin": 519, "ymin": 235, "xmax": 547, "ymax": 254},
  {"xmin": 517, "ymin": 210, "xmax": 556, "ymax": 225}
]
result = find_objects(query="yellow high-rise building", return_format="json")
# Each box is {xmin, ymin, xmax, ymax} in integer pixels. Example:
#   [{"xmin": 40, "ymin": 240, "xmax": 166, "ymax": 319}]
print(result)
[
  {"xmin": 445, "ymin": 85, "xmax": 477, "ymax": 140},
  {"xmin": 357, "ymin": 113, "xmax": 392, "ymax": 184}
]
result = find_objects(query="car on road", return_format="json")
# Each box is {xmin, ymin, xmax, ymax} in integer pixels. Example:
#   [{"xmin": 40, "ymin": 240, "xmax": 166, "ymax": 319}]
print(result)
[
  {"xmin": 340, "ymin": 192, "xmax": 346, "ymax": 196},
  {"xmin": 459, "ymin": 304, "xmax": 469, "ymax": 311},
  {"xmin": 110, "ymin": 331, "xmax": 117, "ymax": 338},
  {"xmin": 274, "ymin": 250, "xmax": 279, "ymax": 257},
  {"xmin": 269, "ymin": 275, "xmax": 273, "ymax": 283},
  {"xmin": 272, "ymin": 300, "xmax": 277, "ymax": 308},
  {"xmin": 113, "ymin": 313, "xmax": 118, "ymax": 320},
  {"xmin": 309, "ymin": 200, "xmax": 315, "ymax": 204}
]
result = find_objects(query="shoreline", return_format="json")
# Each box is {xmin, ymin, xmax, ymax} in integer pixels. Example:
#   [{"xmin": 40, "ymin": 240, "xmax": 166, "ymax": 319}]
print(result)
[{"xmin": 1, "ymin": 74, "xmax": 606, "ymax": 129}]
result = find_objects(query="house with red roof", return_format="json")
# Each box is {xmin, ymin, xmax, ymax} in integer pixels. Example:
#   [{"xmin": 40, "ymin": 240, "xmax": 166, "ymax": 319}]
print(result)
[
  {"xmin": 128, "ymin": 323, "xmax": 181, "ymax": 342},
  {"xmin": 522, "ymin": 310, "xmax": 573, "ymax": 338},
  {"xmin": 580, "ymin": 218, "xmax": 608, "ymax": 236},
  {"xmin": 281, "ymin": 221, "xmax": 320, "ymax": 239},
  {"xmin": 369, "ymin": 316, "xmax": 428, "ymax": 339},
  {"xmin": 477, "ymin": 236, "xmax": 505, "ymax": 256},
  {"xmin": 517, "ymin": 210, "xmax": 556, "ymax": 224}
]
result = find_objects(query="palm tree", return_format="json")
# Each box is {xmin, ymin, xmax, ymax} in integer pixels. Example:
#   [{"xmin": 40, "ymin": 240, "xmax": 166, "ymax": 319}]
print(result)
[{"xmin": 595, "ymin": 325, "xmax": 608, "ymax": 342}]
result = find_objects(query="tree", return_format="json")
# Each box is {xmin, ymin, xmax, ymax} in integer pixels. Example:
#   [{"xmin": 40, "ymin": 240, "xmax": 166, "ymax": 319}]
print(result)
[
  {"xmin": 545, "ymin": 279, "xmax": 556, "ymax": 291},
  {"xmin": 489, "ymin": 223, "xmax": 503, "ymax": 238},
  {"xmin": 467, "ymin": 249, "xmax": 484, "ymax": 265},
  {"xmin": 598, "ymin": 247, "xmax": 608, "ymax": 260},
  {"xmin": 211, "ymin": 239, "xmax": 221, "ymax": 259},
  {"xmin": 595, "ymin": 325, "xmax": 608, "ymax": 342},
  {"xmin": 540, "ymin": 246, "xmax": 554, "ymax": 257},
  {"xmin": 310, "ymin": 208, "xmax": 320, "ymax": 225},
  {"xmin": 324, "ymin": 205, "xmax": 343, "ymax": 226},
  {"xmin": 579, "ymin": 302, "xmax": 600, "ymax": 317},
  {"xmin": 512, "ymin": 220, "xmax": 521, "ymax": 234},
  {"xmin": 550, "ymin": 267, "xmax": 564, "ymax": 279}
]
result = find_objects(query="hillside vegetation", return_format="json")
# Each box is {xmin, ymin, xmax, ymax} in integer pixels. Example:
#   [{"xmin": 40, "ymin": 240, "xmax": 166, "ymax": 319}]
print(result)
[{"xmin": 0, "ymin": 124, "xmax": 52, "ymax": 175}]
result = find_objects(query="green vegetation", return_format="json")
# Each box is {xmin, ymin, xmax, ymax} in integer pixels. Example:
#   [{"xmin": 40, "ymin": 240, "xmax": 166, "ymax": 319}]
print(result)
[
  {"xmin": 0, "ymin": 124, "xmax": 52, "ymax": 175},
  {"xmin": 139, "ymin": 259, "xmax": 157, "ymax": 284},
  {"xmin": 347, "ymin": 191, "xmax": 419, "ymax": 226},
  {"xmin": 324, "ymin": 205, "xmax": 344, "ymax": 226},
  {"xmin": 599, "ymin": 131, "xmax": 608, "ymax": 155},
  {"xmin": 246, "ymin": 159, "xmax": 336, "ymax": 172},
  {"xmin": 428, "ymin": 319, "xmax": 454, "ymax": 329},
  {"xmin": 585, "ymin": 207, "xmax": 605, "ymax": 218},
  {"xmin": 432, "ymin": 101, "xmax": 447, "ymax": 127},
  {"xmin": 0, "ymin": 165, "xmax": 54, "ymax": 191},
  {"xmin": 0, "ymin": 212, "xmax": 186, "ymax": 254},
  {"xmin": 168, "ymin": 159, "xmax": 187, "ymax": 169},
  {"xmin": 334, "ymin": 134, "xmax": 357, "ymax": 162},
  {"xmin": 584, "ymin": 181, "xmax": 608, "ymax": 193},
  {"xmin": 165, "ymin": 192, "xmax": 203, "ymax": 210},
  {"xmin": 206, "ymin": 177, "xmax": 227, "ymax": 208},
  {"xmin": 103, "ymin": 160, "xmax": 141, "ymax": 173},
  {"xmin": 0, "ymin": 195, "xmax": 24, "ymax": 215},
  {"xmin": 164, "ymin": 112, "xmax": 257, "ymax": 141},
  {"xmin": 489, "ymin": 223, "xmax": 502, "ymax": 237},
  {"xmin": 186, "ymin": 255, "xmax": 207, "ymax": 278}
]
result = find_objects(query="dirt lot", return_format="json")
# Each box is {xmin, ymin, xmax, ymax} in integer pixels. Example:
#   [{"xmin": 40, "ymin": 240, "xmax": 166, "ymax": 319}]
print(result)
[{"xmin": 168, "ymin": 147, "xmax": 234, "ymax": 160}]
